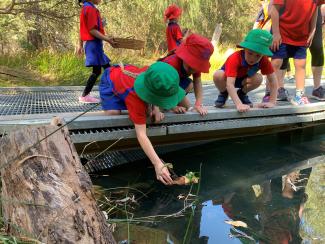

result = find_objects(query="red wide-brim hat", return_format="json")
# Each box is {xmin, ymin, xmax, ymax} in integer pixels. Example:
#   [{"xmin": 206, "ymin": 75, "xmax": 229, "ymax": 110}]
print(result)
[
  {"xmin": 164, "ymin": 4, "xmax": 182, "ymax": 22},
  {"xmin": 175, "ymin": 34, "xmax": 214, "ymax": 73}
]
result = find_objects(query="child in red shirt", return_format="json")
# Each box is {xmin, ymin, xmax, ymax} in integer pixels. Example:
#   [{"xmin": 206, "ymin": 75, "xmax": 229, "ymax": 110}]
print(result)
[
  {"xmin": 77, "ymin": 0, "xmax": 116, "ymax": 104},
  {"xmin": 164, "ymin": 4, "xmax": 183, "ymax": 52},
  {"xmin": 160, "ymin": 34, "xmax": 214, "ymax": 115},
  {"xmin": 270, "ymin": 0, "xmax": 324, "ymax": 105},
  {"xmin": 99, "ymin": 62, "xmax": 185, "ymax": 185},
  {"xmin": 213, "ymin": 29, "xmax": 278, "ymax": 113}
]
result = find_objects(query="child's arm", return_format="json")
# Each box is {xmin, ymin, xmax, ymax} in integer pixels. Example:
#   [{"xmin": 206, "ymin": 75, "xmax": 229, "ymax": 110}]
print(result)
[
  {"xmin": 89, "ymin": 29, "xmax": 117, "ymax": 47},
  {"xmin": 307, "ymin": 7, "xmax": 319, "ymax": 47},
  {"xmin": 76, "ymin": 36, "xmax": 84, "ymax": 56},
  {"xmin": 193, "ymin": 77, "xmax": 208, "ymax": 116},
  {"xmin": 257, "ymin": 73, "xmax": 278, "ymax": 108},
  {"xmin": 226, "ymin": 77, "xmax": 250, "ymax": 112},
  {"xmin": 134, "ymin": 124, "xmax": 173, "ymax": 185},
  {"xmin": 150, "ymin": 105, "xmax": 165, "ymax": 123},
  {"xmin": 270, "ymin": 4, "xmax": 282, "ymax": 51}
]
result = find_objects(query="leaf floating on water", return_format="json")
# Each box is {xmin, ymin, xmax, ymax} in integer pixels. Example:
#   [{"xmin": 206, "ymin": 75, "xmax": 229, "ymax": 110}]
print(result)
[
  {"xmin": 225, "ymin": 220, "xmax": 248, "ymax": 228},
  {"xmin": 177, "ymin": 194, "xmax": 185, "ymax": 200},
  {"xmin": 172, "ymin": 174, "xmax": 199, "ymax": 185}
]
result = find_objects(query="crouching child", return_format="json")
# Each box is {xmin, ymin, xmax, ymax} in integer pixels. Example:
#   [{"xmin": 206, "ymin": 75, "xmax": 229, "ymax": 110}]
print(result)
[{"xmin": 213, "ymin": 29, "xmax": 278, "ymax": 112}]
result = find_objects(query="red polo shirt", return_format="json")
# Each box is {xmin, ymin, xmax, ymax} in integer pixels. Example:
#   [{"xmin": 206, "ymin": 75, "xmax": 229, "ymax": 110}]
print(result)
[
  {"xmin": 161, "ymin": 54, "xmax": 201, "ymax": 79},
  {"xmin": 109, "ymin": 65, "xmax": 148, "ymax": 124},
  {"xmin": 80, "ymin": 2, "xmax": 105, "ymax": 41},
  {"xmin": 273, "ymin": 0, "xmax": 324, "ymax": 46},
  {"xmin": 223, "ymin": 50, "xmax": 274, "ymax": 78},
  {"xmin": 166, "ymin": 22, "xmax": 183, "ymax": 52}
]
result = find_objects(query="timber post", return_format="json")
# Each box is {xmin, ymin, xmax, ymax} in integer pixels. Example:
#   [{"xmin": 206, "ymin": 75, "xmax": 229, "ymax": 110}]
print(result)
[{"xmin": 0, "ymin": 117, "xmax": 116, "ymax": 243}]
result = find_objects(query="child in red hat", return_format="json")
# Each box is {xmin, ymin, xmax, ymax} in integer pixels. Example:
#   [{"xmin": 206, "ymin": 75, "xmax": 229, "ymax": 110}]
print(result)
[
  {"xmin": 160, "ymin": 33, "xmax": 214, "ymax": 116},
  {"xmin": 77, "ymin": 0, "xmax": 117, "ymax": 104},
  {"xmin": 164, "ymin": 4, "xmax": 183, "ymax": 52}
]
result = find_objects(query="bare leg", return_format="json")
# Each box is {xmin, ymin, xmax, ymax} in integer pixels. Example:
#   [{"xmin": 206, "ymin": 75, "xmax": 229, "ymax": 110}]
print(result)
[
  {"xmin": 312, "ymin": 66, "xmax": 323, "ymax": 89},
  {"xmin": 213, "ymin": 70, "xmax": 227, "ymax": 92},
  {"xmin": 294, "ymin": 58, "xmax": 307, "ymax": 91},
  {"xmin": 242, "ymin": 73, "xmax": 263, "ymax": 93},
  {"xmin": 185, "ymin": 82, "xmax": 194, "ymax": 93},
  {"xmin": 103, "ymin": 110, "xmax": 121, "ymax": 116},
  {"xmin": 271, "ymin": 58, "xmax": 284, "ymax": 88}
]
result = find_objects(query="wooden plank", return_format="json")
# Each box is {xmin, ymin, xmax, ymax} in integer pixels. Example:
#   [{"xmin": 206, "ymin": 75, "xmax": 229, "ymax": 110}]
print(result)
[{"xmin": 1, "ymin": 102, "xmax": 325, "ymax": 131}]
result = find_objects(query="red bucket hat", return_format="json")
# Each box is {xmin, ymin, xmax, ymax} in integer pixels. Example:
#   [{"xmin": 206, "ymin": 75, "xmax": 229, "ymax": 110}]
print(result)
[
  {"xmin": 164, "ymin": 4, "xmax": 182, "ymax": 22},
  {"xmin": 175, "ymin": 34, "xmax": 214, "ymax": 73}
]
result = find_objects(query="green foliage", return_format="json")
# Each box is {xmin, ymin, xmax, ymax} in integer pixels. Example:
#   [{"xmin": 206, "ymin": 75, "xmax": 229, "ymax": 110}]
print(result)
[
  {"xmin": 300, "ymin": 164, "xmax": 325, "ymax": 240},
  {"xmin": 0, "ymin": 0, "xmax": 260, "ymax": 53}
]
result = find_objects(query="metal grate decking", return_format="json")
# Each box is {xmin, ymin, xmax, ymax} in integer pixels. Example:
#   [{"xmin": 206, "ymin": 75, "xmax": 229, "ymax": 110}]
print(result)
[
  {"xmin": 0, "ymin": 90, "xmax": 101, "ymax": 116},
  {"xmin": 83, "ymin": 142, "xmax": 205, "ymax": 172}
]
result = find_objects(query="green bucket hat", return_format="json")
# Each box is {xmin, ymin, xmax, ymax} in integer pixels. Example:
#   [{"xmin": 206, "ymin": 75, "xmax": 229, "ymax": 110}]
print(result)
[
  {"xmin": 134, "ymin": 62, "xmax": 185, "ymax": 110},
  {"xmin": 238, "ymin": 29, "xmax": 273, "ymax": 56}
]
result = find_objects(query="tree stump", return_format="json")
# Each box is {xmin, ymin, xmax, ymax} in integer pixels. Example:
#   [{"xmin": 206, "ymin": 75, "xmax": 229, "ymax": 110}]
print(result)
[{"xmin": 0, "ymin": 118, "xmax": 116, "ymax": 244}]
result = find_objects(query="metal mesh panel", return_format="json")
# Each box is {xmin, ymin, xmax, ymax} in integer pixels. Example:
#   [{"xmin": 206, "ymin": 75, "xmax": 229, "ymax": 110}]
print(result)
[{"xmin": 0, "ymin": 91, "xmax": 101, "ymax": 116}]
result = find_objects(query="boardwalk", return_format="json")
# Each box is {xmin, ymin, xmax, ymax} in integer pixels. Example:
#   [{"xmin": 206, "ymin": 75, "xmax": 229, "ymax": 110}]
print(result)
[{"xmin": 1, "ymin": 79, "xmax": 325, "ymax": 152}]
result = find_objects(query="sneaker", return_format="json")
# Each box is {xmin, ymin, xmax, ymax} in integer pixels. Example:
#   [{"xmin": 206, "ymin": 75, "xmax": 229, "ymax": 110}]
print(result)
[
  {"xmin": 311, "ymin": 86, "xmax": 325, "ymax": 101},
  {"xmin": 79, "ymin": 95, "xmax": 100, "ymax": 103},
  {"xmin": 284, "ymin": 76, "xmax": 295, "ymax": 84},
  {"xmin": 290, "ymin": 95, "xmax": 310, "ymax": 106},
  {"xmin": 277, "ymin": 87, "xmax": 290, "ymax": 101},
  {"xmin": 215, "ymin": 91, "xmax": 229, "ymax": 108},
  {"xmin": 237, "ymin": 89, "xmax": 253, "ymax": 106},
  {"xmin": 262, "ymin": 92, "xmax": 270, "ymax": 103}
]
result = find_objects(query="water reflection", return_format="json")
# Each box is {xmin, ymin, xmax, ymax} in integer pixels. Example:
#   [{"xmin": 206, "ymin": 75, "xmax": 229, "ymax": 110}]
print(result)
[
  {"xmin": 93, "ymin": 126, "xmax": 325, "ymax": 243},
  {"xmin": 206, "ymin": 168, "xmax": 311, "ymax": 243}
]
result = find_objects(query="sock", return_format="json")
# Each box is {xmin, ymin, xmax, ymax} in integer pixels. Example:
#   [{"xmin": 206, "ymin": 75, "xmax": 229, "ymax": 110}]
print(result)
[{"xmin": 295, "ymin": 89, "xmax": 304, "ymax": 97}]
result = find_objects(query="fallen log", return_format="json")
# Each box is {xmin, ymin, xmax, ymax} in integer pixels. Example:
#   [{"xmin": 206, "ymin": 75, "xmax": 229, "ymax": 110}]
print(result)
[{"xmin": 0, "ymin": 118, "xmax": 116, "ymax": 243}]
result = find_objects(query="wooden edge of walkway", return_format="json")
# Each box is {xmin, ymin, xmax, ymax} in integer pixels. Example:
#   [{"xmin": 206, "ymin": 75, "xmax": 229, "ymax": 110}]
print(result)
[{"xmin": 1, "ymin": 102, "xmax": 325, "ymax": 131}]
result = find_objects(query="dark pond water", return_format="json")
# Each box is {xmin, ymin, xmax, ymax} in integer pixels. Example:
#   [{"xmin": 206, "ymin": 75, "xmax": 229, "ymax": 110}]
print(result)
[{"xmin": 93, "ymin": 125, "xmax": 325, "ymax": 244}]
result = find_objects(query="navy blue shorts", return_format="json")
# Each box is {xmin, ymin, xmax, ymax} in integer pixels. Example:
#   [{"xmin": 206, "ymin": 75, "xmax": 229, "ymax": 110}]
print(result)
[
  {"xmin": 99, "ymin": 69, "xmax": 127, "ymax": 111},
  {"xmin": 85, "ymin": 39, "xmax": 110, "ymax": 67},
  {"xmin": 234, "ymin": 77, "xmax": 246, "ymax": 88},
  {"xmin": 272, "ymin": 43, "xmax": 307, "ymax": 60},
  {"xmin": 220, "ymin": 65, "xmax": 246, "ymax": 89},
  {"xmin": 179, "ymin": 77, "xmax": 193, "ymax": 90}
]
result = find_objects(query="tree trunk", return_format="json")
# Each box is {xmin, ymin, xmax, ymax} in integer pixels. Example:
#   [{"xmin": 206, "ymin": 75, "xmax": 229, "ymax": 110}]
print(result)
[
  {"xmin": 0, "ymin": 118, "xmax": 116, "ymax": 244},
  {"xmin": 211, "ymin": 23, "xmax": 222, "ymax": 48}
]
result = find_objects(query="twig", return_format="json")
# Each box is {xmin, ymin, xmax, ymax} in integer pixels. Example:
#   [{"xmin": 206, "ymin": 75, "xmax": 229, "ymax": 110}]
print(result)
[
  {"xmin": 80, "ymin": 141, "xmax": 98, "ymax": 157},
  {"xmin": 101, "ymin": 187, "xmax": 148, "ymax": 198},
  {"xmin": 16, "ymin": 155, "xmax": 53, "ymax": 167}
]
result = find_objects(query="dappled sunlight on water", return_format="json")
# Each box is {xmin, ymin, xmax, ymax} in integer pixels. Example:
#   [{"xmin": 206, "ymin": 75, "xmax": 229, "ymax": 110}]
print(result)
[{"xmin": 93, "ymin": 126, "xmax": 325, "ymax": 243}]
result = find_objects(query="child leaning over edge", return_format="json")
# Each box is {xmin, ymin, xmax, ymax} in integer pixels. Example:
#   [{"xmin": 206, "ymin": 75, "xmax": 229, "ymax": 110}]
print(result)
[
  {"xmin": 77, "ymin": 0, "xmax": 116, "ymax": 104},
  {"xmin": 213, "ymin": 29, "xmax": 278, "ymax": 113},
  {"xmin": 160, "ymin": 34, "xmax": 214, "ymax": 116},
  {"xmin": 164, "ymin": 4, "xmax": 183, "ymax": 53},
  {"xmin": 99, "ymin": 62, "xmax": 185, "ymax": 185}
]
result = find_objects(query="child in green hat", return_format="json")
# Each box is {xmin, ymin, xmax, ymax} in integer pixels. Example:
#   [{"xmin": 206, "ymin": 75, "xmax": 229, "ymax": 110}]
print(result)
[
  {"xmin": 213, "ymin": 29, "xmax": 278, "ymax": 112},
  {"xmin": 99, "ymin": 62, "xmax": 185, "ymax": 185}
]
